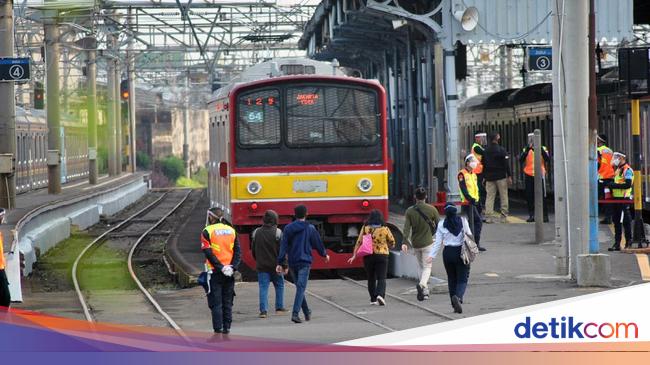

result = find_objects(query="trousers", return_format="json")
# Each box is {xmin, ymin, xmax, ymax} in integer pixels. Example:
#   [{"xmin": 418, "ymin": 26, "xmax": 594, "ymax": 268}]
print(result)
[
  {"xmin": 524, "ymin": 175, "xmax": 548, "ymax": 219},
  {"xmin": 207, "ymin": 273, "xmax": 235, "ymax": 332},
  {"xmin": 362, "ymin": 254, "xmax": 388, "ymax": 302},
  {"xmin": 442, "ymin": 246, "xmax": 470, "ymax": 302},
  {"xmin": 485, "ymin": 178, "xmax": 509, "ymax": 217},
  {"xmin": 611, "ymin": 203, "xmax": 632, "ymax": 248}
]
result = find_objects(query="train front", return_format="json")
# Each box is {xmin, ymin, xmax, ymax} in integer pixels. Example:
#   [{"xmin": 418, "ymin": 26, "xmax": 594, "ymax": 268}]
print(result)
[{"xmin": 229, "ymin": 76, "xmax": 389, "ymax": 269}]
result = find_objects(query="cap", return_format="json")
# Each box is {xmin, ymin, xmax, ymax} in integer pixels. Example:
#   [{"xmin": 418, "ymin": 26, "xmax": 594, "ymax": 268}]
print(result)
[
  {"xmin": 527, "ymin": 132, "xmax": 535, "ymax": 137},
  {"xmin": 613, "ymin": 152, "xmax": 626, "ymax": 159},
  {"xmin": 465, "ymin": 154, "xmax": 476, "ymax": 163},
  {"xmin": 597, "ymin": 134, "xmax": 607, "ymax": 143},
  {"xmin": 474, "ymin": 132, "xmax": 487, "ymax": 137}
]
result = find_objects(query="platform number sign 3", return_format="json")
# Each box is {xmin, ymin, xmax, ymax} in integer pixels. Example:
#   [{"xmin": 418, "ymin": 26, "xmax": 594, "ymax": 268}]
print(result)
[
  {"xmin": 527, "ymin": 47, "xmax": 552, "ymax": 71},
  {"xmin": 0, "ymin": 58, "xmax": 30, "ymax": 82}
]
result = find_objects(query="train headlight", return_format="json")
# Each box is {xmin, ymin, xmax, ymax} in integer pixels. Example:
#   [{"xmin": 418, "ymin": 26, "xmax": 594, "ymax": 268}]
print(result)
[
  {"xmin": 247, "ymin": 180, "xmax": 262, "ymax": 195},
  {"xmin": 357, "ymin": 178, "xmax": 373, "ymax": 193}
]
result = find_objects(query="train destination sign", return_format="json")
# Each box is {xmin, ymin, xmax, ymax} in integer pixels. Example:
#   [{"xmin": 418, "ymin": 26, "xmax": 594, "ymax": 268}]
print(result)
[{"xmin": 0, "ymin": 57, "xmax": 30, "ymax": 82}]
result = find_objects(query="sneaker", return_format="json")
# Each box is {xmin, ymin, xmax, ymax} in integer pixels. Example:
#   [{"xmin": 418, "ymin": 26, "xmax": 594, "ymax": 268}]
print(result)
[
  {"xmin": 259, "ymin": 311, "xmax": 267, "ymax": 318},
  {"xmin": 416, "ymin": 284, "xmax": 425, "ymax": 301},
  {"xmin": 526, "ymin": 216, "xmax": 534, "ymax": 223},
  {"xmin": 222, "ymin": 328, "xmax": 230, "ymax": 334},
  {"xmin": 275, "ymin": 308, "xmax": 289, "ymax": 314},
  {"xmin": 370, "ymin": 301, "xmax": 379, "ymax": 305},
  {"xmin": 423, "ymin": 294, "xmax": 429, "ymax": 300},
  {"xmin": 451, "ymin": 295, "xmax": 463, "ymax": 314},
  {"xmin": 478, "ymin": 246, "xmax": 487, "ymax": 252},
  {"xmin": 291, "ymin": 315, "xmax": 302, "ymax": 323},
  {"xmin": 213, "ymin": 329, "xmax": 223, "ymax": 334},
  {"xmin": 376, "ymin": 295, "xmax": 386, "ymax": 306},
  {"xmin": 304, "ymin": 310, "xmax": 312, "ymax": 321},
  {"xmin": 607, "ymin": 245, "xmax": 621, "ymax": 252}
]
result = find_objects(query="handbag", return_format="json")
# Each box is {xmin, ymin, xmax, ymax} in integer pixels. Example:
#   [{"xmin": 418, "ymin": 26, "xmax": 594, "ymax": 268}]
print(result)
[
  {"xmin": 356, "ymin": 227, "xmax": 375, "ymax": 258},
  {"xmin": 460, "ymin": 217, "xmax": 479, "ymax": 265}
]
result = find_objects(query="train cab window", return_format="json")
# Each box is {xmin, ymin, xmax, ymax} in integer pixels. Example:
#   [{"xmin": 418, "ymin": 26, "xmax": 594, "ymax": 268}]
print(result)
[
  {"xmin": 237, "ymin": 89, "xmax": 281, "ymax": 146},
  {"xmin": 286, "ymin": 86, "xmax": 379, "ymax": 146}
]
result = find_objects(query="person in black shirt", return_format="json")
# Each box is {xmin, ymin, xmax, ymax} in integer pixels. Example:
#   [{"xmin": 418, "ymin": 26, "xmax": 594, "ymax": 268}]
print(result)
[{"xmin": 482, "ymin": 132, "xmax": 512, "ymax": 222}]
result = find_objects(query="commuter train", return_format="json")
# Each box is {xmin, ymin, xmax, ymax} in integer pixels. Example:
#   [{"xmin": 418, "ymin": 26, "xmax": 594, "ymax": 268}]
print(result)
[
  {"xmin": 458, "ymin": 74, "xmax": 650, "ymax": 202},
  {"xmin": 207, "ymin": 58, "xmax": 393, "ymax": 270},
  {"xmin": 15, "ymin": 107, "xmax": 89, "ymax": 193}
]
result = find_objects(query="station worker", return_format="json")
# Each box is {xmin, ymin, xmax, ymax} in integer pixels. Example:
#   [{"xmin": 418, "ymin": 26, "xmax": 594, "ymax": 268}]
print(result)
[
  {"xmin": 276, "ymin": 205, "xmax": 329, "ymax": 324},
  {"xmin": 251, "ymin": 210, "xmax": 288, "ymax": 318},
  {"xmin": 471, "ymin": 132, "xmax": 487, "ymax": 206},
  {"xmin": 606, "ymin": 152, "xmax": 633, "ymax": 251},
  {"xmin": 597, "ymin": 134, "xmax": 615, "ymax": 224},
  {"xmin": 0, "ymin": 208, "xmax": 10, "ymax": 309},
  {"xmin": 400, "ymin": 187, "xmax": 440, "ymax": 302},
  {"xmin": 519, "ymin": 133, "xmax": 550, "ymax": 223},
  {"xmin": 201, "ymin": 207, "xmax": 241, "ymax": 334},
  {"xmin": 458, "ymin": 154, "xmax": 485, "ymax": 251}
]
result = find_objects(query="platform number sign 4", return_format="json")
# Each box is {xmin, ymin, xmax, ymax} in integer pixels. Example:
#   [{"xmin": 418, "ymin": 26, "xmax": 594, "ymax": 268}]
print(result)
[
  {"xmin": 527, "ymin": 47, "xmax": 552, "ymax": 71},
  {"xmin": 0, "ymin": 58, "xmax": 30, "ymax": 82}
]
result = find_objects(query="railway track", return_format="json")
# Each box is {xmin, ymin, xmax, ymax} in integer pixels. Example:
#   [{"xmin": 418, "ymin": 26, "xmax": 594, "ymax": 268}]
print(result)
[
  {"xmin": 71, "ymin": 189, "xmax": 192, "ymax": 336},
  {"xmin": 283, "ymin": 271, "xmax": 455, "ymax": 333}
]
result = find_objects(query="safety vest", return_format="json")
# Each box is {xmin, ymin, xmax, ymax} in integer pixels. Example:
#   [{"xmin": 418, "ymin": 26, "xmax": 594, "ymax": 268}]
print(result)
[
  {"xmin": 201, "ymin": 223, "xmax": 236, "ymax": 270},
  {"xmin": 459, "ymin": 168, "xmax": 479, "ymax": 203},
  {"xmin": 471, "ymin": 143, "xmax": 484, "ymax": 175},
  {"xmin": 0, "ymin": 232, "xmax": 5, "ymax": 271},
  {"xmin": 523, "ymin": 147, "xmax": 548, "ymax": 177},
  {"xmin": 612, "ymin": 164, "xmax": 633, "ymax": 199},
  {"xmin": 597, "ymin": 145, "xmax": 615, "ymax": 179}
]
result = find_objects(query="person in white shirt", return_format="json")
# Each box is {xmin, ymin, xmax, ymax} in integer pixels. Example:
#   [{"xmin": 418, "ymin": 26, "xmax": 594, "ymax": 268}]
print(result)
[{"xmin": 426, "ymin": 203, "xmax": 471, "ymax": 314}]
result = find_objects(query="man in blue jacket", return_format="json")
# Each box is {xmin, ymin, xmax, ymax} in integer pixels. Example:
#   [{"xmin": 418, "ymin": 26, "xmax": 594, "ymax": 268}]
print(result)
[{"xmin": 276, "ymin": 205, "xmax": 329, "ymax": 323}]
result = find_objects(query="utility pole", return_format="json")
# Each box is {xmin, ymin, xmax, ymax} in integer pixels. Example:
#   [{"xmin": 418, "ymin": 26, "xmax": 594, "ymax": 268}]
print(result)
[
  {"xmin": 552, "ymin": 0, "xmax": 569, "ymax": 276},
  {"xmin": 106, "ymin": 34, "xmax": 117, "ymax": 176},
  {"xmin": 114, "ymin": 55, "xmax": 122, "ymax": 175},
  {"xmin": 0, "ymin": 0, "xmax": 15, "ymax": 208},
  {"xmin": 588, "ymin": 0, "xmax": 599, "ymax": 254},
  {"xmin": 442, "ymin": 0, "xmax": 460, "ymax": 200},
  {"xmin": 533, "ymin": 129, "xmax": 544, "ymax": 243},
  {"xmin": 183, "ymin": 70, "xmax": 190, "ymax": 178},
  {"xmin": 87, "ymin": 42, "xmax": 98, "ymax": 184},
  {"xmin": 127, "ymin": 7, "xmax": 137, "ymax": 173},
  {"xmin": 45, "ymin": 23, "xmax": 62, "ymax": 194}
]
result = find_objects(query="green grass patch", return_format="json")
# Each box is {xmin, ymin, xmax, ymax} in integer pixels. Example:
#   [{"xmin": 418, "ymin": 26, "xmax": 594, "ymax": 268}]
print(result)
[
  {"xmin": 78, "ymin": 244, "xmax": 137, "ymax": 291},
  {"xmin": 176, "ymin": 176, "xmax": 205, "ymax": 188}
]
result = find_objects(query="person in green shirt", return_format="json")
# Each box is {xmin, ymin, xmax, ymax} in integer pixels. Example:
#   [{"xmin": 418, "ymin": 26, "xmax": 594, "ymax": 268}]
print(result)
[{"xmin": 400, "ymin": 187, "xmax": 440, "ymax": 301}]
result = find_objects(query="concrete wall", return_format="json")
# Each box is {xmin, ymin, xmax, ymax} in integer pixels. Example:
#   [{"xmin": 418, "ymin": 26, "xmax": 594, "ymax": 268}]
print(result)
[{"xmin": 17, "ymin": 179, "xmax": 148, "ymax": 275}]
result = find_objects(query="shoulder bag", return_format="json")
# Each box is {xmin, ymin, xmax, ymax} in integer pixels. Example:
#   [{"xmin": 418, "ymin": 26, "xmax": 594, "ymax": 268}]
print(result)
[
  {"xmin": 357, "ymin": 226, "xmax": 374, "ymax": 258},
  {"xmin": 460, "ymin": 217, "xmax": 479, "ymax": 265}
]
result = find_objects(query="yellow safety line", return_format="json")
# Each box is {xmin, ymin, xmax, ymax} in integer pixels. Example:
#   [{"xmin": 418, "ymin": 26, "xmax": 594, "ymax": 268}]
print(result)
[
  {"xmin": 506, "ymin": 216, "xmax": 527, "ymax": 224},
  {"xmin": 607, "ymin": 225, "xmax": 650, "ymax": 281},
  {"xmin": 635, "ymin": 254, "xmax": 650, "ymax": 281}
]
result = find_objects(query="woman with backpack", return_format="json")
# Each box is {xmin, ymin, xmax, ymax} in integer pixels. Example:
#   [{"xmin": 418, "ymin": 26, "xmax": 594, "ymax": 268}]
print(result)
[
  {"xmin": 426, "ymin": 203, "xmax": 474, "ymax": 314},
  {"xmin": 347, "ymin": 209, "xmax": 395, "ymax": 306}
]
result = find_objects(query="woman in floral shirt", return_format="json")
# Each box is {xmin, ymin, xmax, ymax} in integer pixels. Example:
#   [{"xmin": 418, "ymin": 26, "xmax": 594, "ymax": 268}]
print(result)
[{"xmin": 347, "ymin": 209, "xmax": 395, "ymax": 305}]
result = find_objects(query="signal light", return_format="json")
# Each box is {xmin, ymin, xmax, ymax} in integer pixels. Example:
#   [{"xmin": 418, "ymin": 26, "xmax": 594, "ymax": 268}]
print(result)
[
  {"xmin": 362, "ymin": 200, "xmax": 370, "ymax": 208},
  {"xmin": 34, "ymin": 81, "xmax": 44, "ymax": 109},
  {"xmin": 250, "ymin": 202, "xmax": 258, "ymax": 211},
  {"xmin": 120, "ymin": 79, "xmax": 129, "ymax": 100}
]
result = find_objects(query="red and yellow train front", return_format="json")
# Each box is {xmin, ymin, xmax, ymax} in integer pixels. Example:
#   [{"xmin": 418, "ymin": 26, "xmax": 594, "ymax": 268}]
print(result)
[{"xmin": 228, "ymin": 76, "xmax": 389, "ymax": 269}]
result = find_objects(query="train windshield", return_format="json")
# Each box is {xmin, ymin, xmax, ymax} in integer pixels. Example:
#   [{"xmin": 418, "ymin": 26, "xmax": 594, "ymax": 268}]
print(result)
[
  {"xmin": 235, "ymin": 83, "xmax": 383, "ymax": 167},
  {"xmin": 285, "ymin": 86, "xmax": 379, "ymax": 146}
]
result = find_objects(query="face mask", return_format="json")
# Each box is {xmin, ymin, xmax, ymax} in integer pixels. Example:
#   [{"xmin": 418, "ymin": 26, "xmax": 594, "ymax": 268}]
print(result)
[{"xmin": 469, "ymin": 161, "xmax": 478, "ymax": 170}]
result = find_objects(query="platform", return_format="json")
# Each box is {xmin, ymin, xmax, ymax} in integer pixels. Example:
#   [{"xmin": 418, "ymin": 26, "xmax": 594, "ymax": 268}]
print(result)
[{"xmin": 1, "ymin": 172, "xmax": 149, "ymax": 301}]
